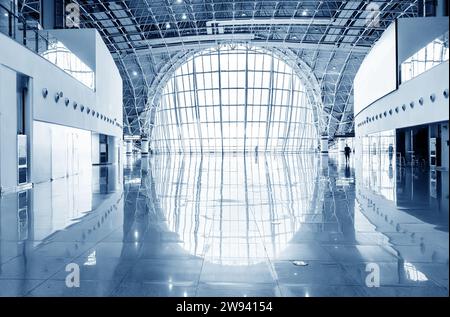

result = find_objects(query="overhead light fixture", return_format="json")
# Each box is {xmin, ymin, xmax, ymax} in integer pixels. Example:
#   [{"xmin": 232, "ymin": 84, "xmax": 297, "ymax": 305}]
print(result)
[
  {"xmin": 165, "ymin": 22, "xmax": 171, "ymax": 29},
  {"xmin": 181, "ymin": 13, "xmax": 187, "ymax": 20},
  {"xmin": 302, "ymin": 9, "xmax": 308, "ymax": 16},
  {"xmin": 132, "ymin": 70, "xmax": 138, "ymax": 76},
  {"xmin": 176, "ymin": 0, "xmax": 183, "ymax": 3}
]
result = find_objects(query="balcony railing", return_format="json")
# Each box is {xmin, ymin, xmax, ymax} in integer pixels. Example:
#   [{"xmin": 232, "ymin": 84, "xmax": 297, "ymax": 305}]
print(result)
[{"xmin": 0, "ymin": 2, "xmax": 95, "ymax": 90}]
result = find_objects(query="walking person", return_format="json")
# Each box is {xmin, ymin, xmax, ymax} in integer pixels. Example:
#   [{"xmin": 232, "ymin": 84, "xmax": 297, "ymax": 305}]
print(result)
[
  {"xmin": 344, "ymin": 144, "xmax": 351, "ymax": 165},
  {"xmin": 388, "ymin": 143, "xmax": 394, "ymax": 165}
]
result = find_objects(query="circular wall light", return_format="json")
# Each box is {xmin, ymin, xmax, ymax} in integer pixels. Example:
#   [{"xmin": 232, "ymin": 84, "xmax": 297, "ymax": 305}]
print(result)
[
  {"xmin": 42, "ymin": 88, "xmax": 48, "ymax": 98},
  {"xmin": 389, "ymin": 109, "xmax": 393, "ymax": 115},
  {"xmin": 384, "ymin": 111, "xmax": 387, "ymax": 117},
  {"xmin": 402, "ymin": 104, "xmax": 406, "ymax": 111},
  {"xmin": 395, "ymin": 107, "xmax": 399, "ymax": 113},
  {"xmin": 80, "ymin": 105, "xmax": 85, "ymax": 112},
  {"xmin": 410, "ymin": 101, "xmax": 414, "ymax": 108},
  {"xmin": 54, "ymin": 93, "xmax": 60, "ymax": 102},
  {"xmin": 92, "ymin": 110, "xmax": 96, "ymax": 116},
  {"xmin": 419, "ymin": 97, "xmax": 424, "ymax": 105},
  {"xmin": 443, "ymin": 89, "xmax": 449, "ymax": 99},
  {"xmin": 73, "ymin": 102, "xmax": 78, "ymax": 109},
  {"xmin": 430, "ymin": 93, "xmax": 436, "ymax": 102},
  {"xmin": 65, "ymin": 98, "xmax": 70, "ymax": 106},
  {"xmin": 87, "ymin": 107, "xmax": 91, "ymax": 114}
]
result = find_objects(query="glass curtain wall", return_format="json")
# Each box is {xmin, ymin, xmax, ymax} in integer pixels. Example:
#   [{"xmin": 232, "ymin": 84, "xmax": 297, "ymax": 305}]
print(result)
[
  {"xmin": 41, "ymin": 41, "xmax": 95, "ymax": 90},
  {"xmin": 151, "ymin": 45, "xmax": 318, "ymax": 153},
  {"xmin": 400, "ymin": 32, "xmax": 449, "ymax": 84}
]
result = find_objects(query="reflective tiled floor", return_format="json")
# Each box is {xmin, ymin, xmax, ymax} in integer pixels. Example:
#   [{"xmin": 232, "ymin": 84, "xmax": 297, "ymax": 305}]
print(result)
[{"xmin": 0, "ymin": 153, "xmax": 448, "ymax": 296}]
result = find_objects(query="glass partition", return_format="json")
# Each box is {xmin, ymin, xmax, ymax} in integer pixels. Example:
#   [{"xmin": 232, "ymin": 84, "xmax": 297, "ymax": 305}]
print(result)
[{"xmin": 400, "ymin": 32, "xmax": 449, "ymax": 84}]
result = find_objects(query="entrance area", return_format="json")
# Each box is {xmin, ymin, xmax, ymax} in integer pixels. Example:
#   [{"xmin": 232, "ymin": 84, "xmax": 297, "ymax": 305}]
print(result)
[{"xmin": 396, "ymin": 122, "xmax": 449, "ymax": 169}]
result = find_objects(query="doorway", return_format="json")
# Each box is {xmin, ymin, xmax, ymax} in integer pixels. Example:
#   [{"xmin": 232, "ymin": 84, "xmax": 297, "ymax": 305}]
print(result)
[
  {"xmin": 396, "ymin": 125, "xmax": 429, "ymax": 166},
  {"xmin": 99, "ymin": 134, "xmax": 108, "ymax": 164}
]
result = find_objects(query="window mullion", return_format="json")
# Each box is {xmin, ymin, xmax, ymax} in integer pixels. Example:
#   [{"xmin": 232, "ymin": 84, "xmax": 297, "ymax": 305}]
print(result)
[
  {"xmin": 264, "ymin": 52, "xmax": 275, "ymax": 152},
  {"xmin": 192, "ymin": 58, "xmax": 203, "ymax": 153}
]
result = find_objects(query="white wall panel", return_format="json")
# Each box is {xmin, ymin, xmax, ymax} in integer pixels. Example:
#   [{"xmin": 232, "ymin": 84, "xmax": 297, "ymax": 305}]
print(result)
[
  {"xmin": 91, "ymin": 133, "xmax": 100, "ymax": 165},
  {"xmin": 354, "ymin": 23, "xmax": 397, "ymax": 115},
  {"xmin": 0, "ymin": 65, "xmax": 17, "ymax": 192},
  {"xmin": 0, "ymin": 31, "xmax": 122, "ymax": 138},
  {"xmin": 1, "ymin": 29, "xmax": 122, "ymax": 190},
  {"xmin": 51, "ymin": 125, "xmax": 68, "ymax": 180},
  {"xmin": 32, "ymin": 122, "xmax": 52, "ymax": 183},
  {"xmin": 397, "ymin": 17, "xmax": 448, "ymax": 64},
  {"xmin": 355, "ymin": 62, "xmax": 449, "ymax": 136},
  {"xmin": 33, "ymin": 121, "xmax": 92, "ymax": 183}
]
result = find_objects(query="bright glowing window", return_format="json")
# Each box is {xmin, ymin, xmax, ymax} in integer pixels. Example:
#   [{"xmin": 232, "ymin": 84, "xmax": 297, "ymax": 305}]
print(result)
[
  {"xmin": 41, "ymin": 41, "xmax": 95, "ymax": 90},
  {"xmin": 151, "ymin": 45, "xmax": 318, "ymax": 153},
  {"xmin": 400, "ymin": 32, "xmax": 449, "ymax": 84}
]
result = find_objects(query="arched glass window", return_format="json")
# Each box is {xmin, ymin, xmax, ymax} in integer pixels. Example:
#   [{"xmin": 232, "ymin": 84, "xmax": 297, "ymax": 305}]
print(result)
[{"xmin": 152, "ymin": 45, "xmax": 318, "ymax": 153}]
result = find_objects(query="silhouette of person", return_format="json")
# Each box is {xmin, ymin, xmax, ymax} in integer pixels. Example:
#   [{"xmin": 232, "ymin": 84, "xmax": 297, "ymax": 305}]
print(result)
[
  {"xmin": 344, "ymin": 144, "xmax": 351, "ymax": 165},
  {"xmin": 345, "ymin": 164, "xmax": 351, "ymax": 178},
  {"xmin": 388, "ymin": 143, "xmax": 394, "ymax": 164}
]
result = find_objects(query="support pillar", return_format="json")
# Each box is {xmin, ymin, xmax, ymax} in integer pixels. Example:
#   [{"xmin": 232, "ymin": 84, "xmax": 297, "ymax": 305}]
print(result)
[
  {"xmin": 141, "ymin": 156, "xmax": 149, "ymax": 174},
  {"xmin": 141, "ymin": 136, "xmax": 149, "ymax": 156},
  {"xmin": 40, "ymin": 0, "xmax": 65, "ymax": 29},
  {"xmin": 321, "ymin": 136, "xmax": 329, "ymax": 154},
  {"xmin": 126, "ymin": 140, "xmax": 132, "ymax": 155},
  {"xmin": 321, "ymin": 155, "xmax": 329, "ymax": 177}
]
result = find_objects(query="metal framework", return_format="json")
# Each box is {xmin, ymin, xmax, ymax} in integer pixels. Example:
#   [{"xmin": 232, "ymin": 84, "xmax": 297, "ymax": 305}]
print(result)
[{"xmin": 19, "ymin": 0, "xmax": 419, "ymax": 141}]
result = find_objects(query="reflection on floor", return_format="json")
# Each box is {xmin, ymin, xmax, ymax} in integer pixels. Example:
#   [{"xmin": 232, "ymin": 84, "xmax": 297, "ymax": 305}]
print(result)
[{"xmin": 0, "ymin": 154, "xmax": 448, "ymax": 296}]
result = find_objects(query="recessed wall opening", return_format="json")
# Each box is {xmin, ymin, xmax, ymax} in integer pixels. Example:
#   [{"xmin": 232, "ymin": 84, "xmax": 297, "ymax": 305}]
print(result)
[{"xmin": 151, "ymin": 45, "xmax": 318, "ymax": 154}]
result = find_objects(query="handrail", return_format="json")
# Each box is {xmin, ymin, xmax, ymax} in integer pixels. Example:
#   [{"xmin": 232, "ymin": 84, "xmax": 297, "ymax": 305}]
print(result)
[
  {"xmin": 1, "ymin": 3, "xmax": 96, "ymax": 90},
  {"xmin": 0, "ymin": 2, "xmax": 57, "ymax": 55}
]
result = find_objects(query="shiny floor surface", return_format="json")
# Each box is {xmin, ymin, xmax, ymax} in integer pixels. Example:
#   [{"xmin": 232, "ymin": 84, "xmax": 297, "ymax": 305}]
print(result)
[{"xmin": 0, "ymin": 153, "xmax": 448, "ymax": 297}]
